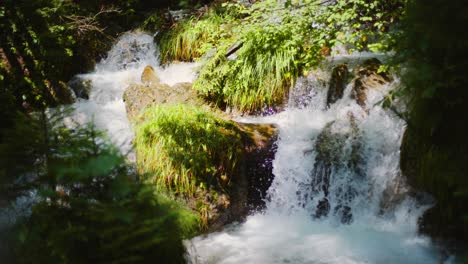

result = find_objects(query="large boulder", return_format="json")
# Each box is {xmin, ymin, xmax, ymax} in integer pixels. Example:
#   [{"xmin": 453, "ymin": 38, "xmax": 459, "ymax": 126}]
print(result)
[
  {"xmin": 125, "ymin": 66, "xmax": 279, "ymax": 232},
  {"xmin": 351, "ymin": 58, "xmax": 392, "ymax": 110},
  {"xmin": 123, "ymin": 65, "xmax": 203, "ymax": 120},
  {"xmin": 208, "ymin": 123, "xmax": 278, "ymax": 231}
]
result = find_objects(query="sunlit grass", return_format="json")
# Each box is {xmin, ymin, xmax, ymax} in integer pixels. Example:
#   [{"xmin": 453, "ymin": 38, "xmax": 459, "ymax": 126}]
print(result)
[
  {"xmin": 134, "ymin": 104, "xmax": 243, "ymax": 196},
  {"xmin": 159, "ymin": 11, "xmax": 233, "ymax": 63},
  {"xmin": 194, "ymin": 26, "xmax": 305, "ymax": 112},
  {"xmin": 159, "ymin": 2, "xmax": 325, "ymax": 113}
]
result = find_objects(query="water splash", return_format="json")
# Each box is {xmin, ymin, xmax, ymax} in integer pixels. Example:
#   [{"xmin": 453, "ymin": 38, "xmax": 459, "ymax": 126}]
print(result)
[
  {"xmin": 67, "ymin": 32, "xmax": 198, "ymax": 156},
  {"xmin": 188, "ymin": 68, "xmax": 443, "ymax": 263}
]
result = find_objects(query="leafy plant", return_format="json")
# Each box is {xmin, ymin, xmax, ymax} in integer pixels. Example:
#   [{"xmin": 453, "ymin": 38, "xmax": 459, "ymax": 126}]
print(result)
[{"xmin": 160, "ymin": 0, "xmax": 406, "ymax": 113}]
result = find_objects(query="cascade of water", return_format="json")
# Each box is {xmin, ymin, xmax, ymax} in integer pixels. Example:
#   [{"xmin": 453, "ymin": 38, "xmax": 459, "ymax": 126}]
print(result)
[
  {"xmin": 67, "ymin": 32, "xmax": 198, "ymax": 155},
  {"xmin": 188, "ymin": 64, "xmax": 445, "ymax": 263}
]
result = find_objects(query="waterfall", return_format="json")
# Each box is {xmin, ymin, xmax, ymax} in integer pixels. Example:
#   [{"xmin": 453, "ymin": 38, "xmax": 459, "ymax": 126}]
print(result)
[
  {"xmin": 187, "ymin": 62, "xmax": 446, "ymax": 263},
  {"xmin": 66, "ymin": 32, "xmax": 198, "ymax": 156}
]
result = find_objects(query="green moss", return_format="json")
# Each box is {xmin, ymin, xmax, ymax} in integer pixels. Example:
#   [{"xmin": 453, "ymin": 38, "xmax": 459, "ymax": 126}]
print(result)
[{"xmin": 134, "ymin": 104, "xmax": 243, "ymax": 196}]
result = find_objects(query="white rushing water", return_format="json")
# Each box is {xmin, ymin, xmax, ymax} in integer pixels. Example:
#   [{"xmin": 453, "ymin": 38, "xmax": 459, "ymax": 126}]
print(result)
[
  {"xmin": 63, "ymin": 32, "xmax": 448, "ymax": 263},
  {"xmin": 68, "ymin": 32, "xmax": 198, "ymax": 155},
  {"xmin": 188, "ymin": 67, "xmax": 445, "ymax": 263}
]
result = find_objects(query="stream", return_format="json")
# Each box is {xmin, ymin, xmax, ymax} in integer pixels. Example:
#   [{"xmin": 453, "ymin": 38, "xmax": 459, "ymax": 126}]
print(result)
[
  {"xmin": 71, "ymin": 32, "xmax": 450, "ymax": 264},
  {"xmin": 186, "ymin": 62, "xmax": 448, "ymax": 263}
]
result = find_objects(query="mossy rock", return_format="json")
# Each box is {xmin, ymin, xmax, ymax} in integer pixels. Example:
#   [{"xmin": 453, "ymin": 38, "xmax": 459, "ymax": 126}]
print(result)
[
  {"xmin": 123, "ymin": 65, "xmax": 204, "ymax": 120},
  {"xmin": 133, "ymin": 104, "xmax": 278, "ymax": 231}
]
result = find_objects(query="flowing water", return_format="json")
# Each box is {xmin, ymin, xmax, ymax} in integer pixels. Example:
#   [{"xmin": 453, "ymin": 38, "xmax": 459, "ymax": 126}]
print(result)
[
  {"xmin": 68, "ymin": 32, "xmax": 198, "ymax": 156},
  {"xmin": 187, "ymin": 67, "xmax": 446, "ymax": 263},
  {"xmin": 64, "ymin": 32, "xmax": 448, "ymax": 263}
]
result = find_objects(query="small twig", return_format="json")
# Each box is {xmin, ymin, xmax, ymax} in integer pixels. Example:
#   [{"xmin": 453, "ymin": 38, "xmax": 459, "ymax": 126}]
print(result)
[{"xmin": 63, "ymin": 6, "xmax": 121, "ymax": 38}]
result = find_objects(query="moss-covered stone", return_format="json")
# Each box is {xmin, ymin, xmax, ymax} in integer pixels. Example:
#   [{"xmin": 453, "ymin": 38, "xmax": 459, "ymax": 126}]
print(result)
[
  {"xmin": 123, "ymin": 66, "xmax": 204, "ymax": 120},
  {"xmin": 125, "ymin": 67, "xmax": 278, "ymax": 230}
]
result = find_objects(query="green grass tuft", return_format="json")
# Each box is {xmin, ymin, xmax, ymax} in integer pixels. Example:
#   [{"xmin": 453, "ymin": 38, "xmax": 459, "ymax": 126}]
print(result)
[
  {"xmin": 159, "ymin": 10, "xmax": 233, "ymax": 63},
  {"xmin": 134, "ymin": 104, "xmax": 243, "ymax": 196}
]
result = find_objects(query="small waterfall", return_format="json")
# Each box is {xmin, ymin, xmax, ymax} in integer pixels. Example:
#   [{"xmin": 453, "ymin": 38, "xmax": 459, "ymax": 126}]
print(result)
[
  {"xmin": 67, "ymin": 32, "xmax": 198, "ymax": 156},
  {"xmin": 188, "ymin": 62, "xmax": 444, "ymax": 263}
]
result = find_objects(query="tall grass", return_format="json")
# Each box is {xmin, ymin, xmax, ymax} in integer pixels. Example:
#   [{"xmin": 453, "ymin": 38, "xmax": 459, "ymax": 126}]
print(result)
[
  {"xmin": 194, "ymin": 24, "xmax": 315, "ymax": 112},
  {"xmin": 190, "ymin": 2, "xmax": 326, "ymax": 113},
  {"xmin": 134, "ymin": 104, "xmax": 243, "ymax": 196},
  {"xmin": 159, "ymin": 11, "xmax": 232, "ymax": 63}
]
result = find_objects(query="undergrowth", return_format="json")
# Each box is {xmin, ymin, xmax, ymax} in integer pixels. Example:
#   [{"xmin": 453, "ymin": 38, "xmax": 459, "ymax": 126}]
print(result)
[
  {"xmin": 159, "ymin": 10, "xmax": 234, "ymax": 63},
  {"xmin": 134, "ymin": 104, "xmax": 243, "ymax": 197},
  {"xmin": 158, "ymin": 0, "xmax": 406, "ymax": 113}
]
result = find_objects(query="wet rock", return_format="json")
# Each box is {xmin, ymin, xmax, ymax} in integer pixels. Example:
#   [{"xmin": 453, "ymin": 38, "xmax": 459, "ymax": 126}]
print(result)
[
  {"xmin": 378, "ymin": 173, "xmax": 410, "ymax": 214},
  {"xmin": 207, "ymin": 123, "xmax": 278, "ymax": 231},
  {"xmin": 326, "ymin": 64, "xmax": 349, "ymax": 107},
  {"xmin": 141, "ymin": 65, "xmax": 160, "ymax": 84},
  {"xmin": 315, "ymin": 198, "xmax": 330, "ymax": 218},
  {"xmin": 237, "ymin": 123, "xmax": 278, "ymax": 212},
  {"xmin": 68, "ymin": 76, "xmax": 92, "ymax": 99},
  {"xmin": 312, "ymin": 121, "xmax": 348, "ymax": 195},
  {"xmin": 309, "ymin": 114, "xmax": 365, "ymax": 223},
  {"xmin": 351, "ymin": 58, "xmax": 392, "ymax": 110},
  {"xmin": 55, "ymin": 83, "xmax": 76, "ymax": 104},
  {"xmin": 334, "ymin": 205, "xmax": 353, "ymax": 224}
]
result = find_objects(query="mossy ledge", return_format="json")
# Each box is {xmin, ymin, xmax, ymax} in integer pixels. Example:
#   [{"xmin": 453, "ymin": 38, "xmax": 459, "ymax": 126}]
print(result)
[{"xmin": 132, "ymin": 103, "xmax": 277, "ymax": 230}]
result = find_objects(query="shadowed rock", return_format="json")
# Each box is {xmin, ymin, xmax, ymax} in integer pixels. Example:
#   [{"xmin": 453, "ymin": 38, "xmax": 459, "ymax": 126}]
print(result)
[
  {"xmin": 68, "ymin": 76, "xmax": 92, "ymax": 100},
  {"xmin": 326, "ymin": 64, "xmax": 349, "ymax": 107},
  {"xmin": 205, "ymin": 122, "xmax": 278, "ymax": 231},
  {"xmin": 237, "ymin": 123, "xmax": 278, "ymax": 212}
]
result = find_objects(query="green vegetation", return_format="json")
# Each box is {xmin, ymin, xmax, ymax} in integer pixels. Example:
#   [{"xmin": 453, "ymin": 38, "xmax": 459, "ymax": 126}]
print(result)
[
  {"xmin": 0, "ymin": 0, "xmax": 214, "ymax": 112},
  {"xmin": 159, "ymin": 10, "xmax": 230, "ymax": 63},
  {"xmin": 396, "ymin": 0, "xmax": 468, "ymax": 242},
  {"xmin": 3, "ymin": 0, "xmax": 467, "ymax": 261},
  {"xmin": 134, "ymin": 104, "xmax": 243, "ymax": 196},
  {"xmin": 159, "ymin": 0, "xmax": 406, "ymax": 112},
  {"xmin": 0, "ymin": 110, "xmax": 197, "ymax": 263}
]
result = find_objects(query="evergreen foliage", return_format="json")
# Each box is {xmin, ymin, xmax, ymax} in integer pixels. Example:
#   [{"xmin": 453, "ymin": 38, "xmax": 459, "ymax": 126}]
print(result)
[
  {"xmin": 0, "ymin": 110, "xmax": 197, "ymax": 263},
  {"xmin": 396, "ymin": 0, "xmax": 468, "ymax": 243}
]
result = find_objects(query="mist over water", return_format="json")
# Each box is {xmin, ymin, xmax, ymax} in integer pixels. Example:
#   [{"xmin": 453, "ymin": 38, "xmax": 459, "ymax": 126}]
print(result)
[{"xmin": 188, "ymin": 68, "xmax": 443, "ymax": 263}]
